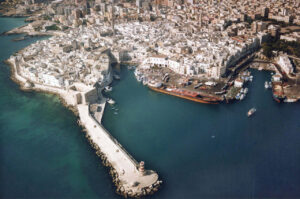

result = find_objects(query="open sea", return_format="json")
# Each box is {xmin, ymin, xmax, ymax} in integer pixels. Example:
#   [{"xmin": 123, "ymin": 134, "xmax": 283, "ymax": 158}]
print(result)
[{"xmin": 1, "ymin": 17, "xmax": 300, "ymax": 199}]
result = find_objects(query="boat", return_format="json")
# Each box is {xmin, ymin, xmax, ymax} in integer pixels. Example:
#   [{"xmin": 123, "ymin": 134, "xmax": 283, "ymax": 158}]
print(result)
[
  {"xmin": 214, "ymin": 90, "xmax": 226, "ymax": 95},
  {"xmin": 194, "ymin": 82, "xmax": 203, "ymax": 89},
  {"xmin": 107, "ymin": 98, "xmax": 116, "ymax": 105},
  {"xmin": 264, "ymin": 81, "xmax": 269, "ymax": 89},
  {"xmin": 148, "ymin": 81, "xmax": 162, "ymax": 88},
  {"xmin": 243, "ymin": 88, "xmax": 248, "ymax": 94},
  {"xmin": 148, "ymin": 86, "xmax": 221, "ymax": 104},
  {"xmin": 113, "ymin": 74, "xmax": 120, "ymax": 80},
  {"xmin": 136, "ymin": 75, "xmax": 142, "ymax": 82},
  {"xmin": 284, "ymin": 98, "xmax": 298, "ymax": 103},
  {"xmin": 247, "ymin": 108, "xmax": 256, "ymax": 117},
  {"xmin": 104, "ymin": 86, "xmax": 112, "ymax": 92},
  {"xmin": 240, "ymin": 93, "xmax": 245, "ymax": 100},
  {"xmin": 142, "ymin": 77, "xmax": 148, "ymax": 85},
  {"xmin": 128, "ymin": 65, "xmax": 135, "ymax": 70}
]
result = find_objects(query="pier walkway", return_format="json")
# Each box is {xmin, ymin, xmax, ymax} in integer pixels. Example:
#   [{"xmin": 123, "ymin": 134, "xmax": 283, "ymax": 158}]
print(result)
[
  {"xmin": 8, "ymin": 57, "xmax": 160, "ymax": 197},
  {"xmin": 77, "ymin": 104, "xmax": 159, "ymax": 196}
]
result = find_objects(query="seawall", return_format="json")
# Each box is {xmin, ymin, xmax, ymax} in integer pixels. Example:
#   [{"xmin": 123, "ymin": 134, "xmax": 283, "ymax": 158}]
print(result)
[{"xmin": 6, "ymin": 58, "xmax": 162, "ymax": 198}]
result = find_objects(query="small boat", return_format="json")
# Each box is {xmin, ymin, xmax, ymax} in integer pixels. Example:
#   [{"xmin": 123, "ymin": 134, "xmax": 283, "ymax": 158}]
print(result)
[
  {"xmin": 114, "ymin": 112, "xmax": 118, "ymax": 115},
  {"xmin": 128, "ymin": 65, "xmax": 135, "ymax": 70},
  {"xmin": 105, "ymin": 86, "xmax": 112, "ymax": 92},
  {"xmin": 148, "ymin": 81, "xmax": 162, "ymax": 88},
  {"xmin": 265, "ymin": 81, "xmax": 269, "ymax": 89},
  {"xmin": 136, "ymin": 75, "xmax": 142, "ymax": 82},
  {"xmin": 247, "ymin": 108, "xmax": 256, "ymax": 117},
  {"xmin": 107, "ymin": 98, "xmax": 116, "ymax": 105},
  {"xmin": 284, "ymin": 98, "xmax": 298, "ymax": 103},
  {"xmin": 240, "ymin": 93, "xmax": 245, "ymax": 100},
  {"xmin": 244, "ymin": 88, "xmax": 248, "ymax": 94},
  {"xmin": 142, "ymin": 77, "xmax": 148, "ymax": 85},
  {"xmin": 113, "ymin": 74, "xmax": 120, "ymax": 80},
  {"xmin": 249, "ymin": 76, "xmax": 253, "ymax": 82},
  {"xmin": 194, "ymin": 82, "xmax": 203, "ymax": 89}
]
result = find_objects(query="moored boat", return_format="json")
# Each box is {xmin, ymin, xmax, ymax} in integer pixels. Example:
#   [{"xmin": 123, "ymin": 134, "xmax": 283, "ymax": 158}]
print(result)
[
  {"xmin": 113, "ymin": 74, "xmax": 120, "ymax": 80},
  {"xmin": 105, "ymin": 86, "xmax": 112, "ymax": 92},
  {"xmin": 148, "ymin": 86, "xmax": 221, "ymax": 104},
  {"xmin": 107, "ymin": 98, "xmax": 116, "ymax": 105},
  {"xmin": 265, "ymin": 81, "xmax": 269, "ymax": 89}
]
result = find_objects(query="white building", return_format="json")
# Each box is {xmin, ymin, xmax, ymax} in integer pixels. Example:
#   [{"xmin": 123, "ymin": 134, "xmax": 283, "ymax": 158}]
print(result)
[{"xmin": 277, "ymin": 54, "xmax": 294, "ymax": 74}]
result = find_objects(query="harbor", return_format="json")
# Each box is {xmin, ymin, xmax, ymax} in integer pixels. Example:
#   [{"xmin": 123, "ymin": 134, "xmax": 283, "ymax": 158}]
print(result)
[
  {"xmin": 102, "ymin": 66, "xmax": 300, "ymax": 199},
  {"xmin": 1, "ymin": 18, "xmax": 300, "ymax": 198}
]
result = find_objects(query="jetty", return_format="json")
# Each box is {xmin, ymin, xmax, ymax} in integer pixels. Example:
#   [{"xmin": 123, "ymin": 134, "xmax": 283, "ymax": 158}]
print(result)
[
  {"xmin": 6, "ymin": 56, "xmax": 161, "ymax": 198},
  {"xmin": 79, "ymin": 104, "xmax": 160, "ymax": 197}
]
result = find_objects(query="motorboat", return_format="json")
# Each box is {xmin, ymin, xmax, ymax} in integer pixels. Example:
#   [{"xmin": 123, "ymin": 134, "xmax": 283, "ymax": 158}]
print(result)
[
  {"xmin": 247, "ymin": 108, "xmax": 256, "ymax": 117},
  {"xmin": 107, "ymin": 98, "xmax": 116, "ymax": 105}
]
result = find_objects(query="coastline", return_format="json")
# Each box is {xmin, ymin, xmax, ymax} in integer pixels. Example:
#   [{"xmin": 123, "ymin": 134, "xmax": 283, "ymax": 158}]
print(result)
[{"xmin": 5, "ymin": 52, "xmax": 162, "ymax": 198}]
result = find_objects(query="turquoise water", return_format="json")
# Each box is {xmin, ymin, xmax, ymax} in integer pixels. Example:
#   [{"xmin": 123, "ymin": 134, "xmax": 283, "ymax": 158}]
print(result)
[
  {"xmin": 1, "ymin": 17, "xmax": 300, "ymax": 199},
  {"xmin": 0, "ymin": 18, "xmax": 120, "ymax": 199}
]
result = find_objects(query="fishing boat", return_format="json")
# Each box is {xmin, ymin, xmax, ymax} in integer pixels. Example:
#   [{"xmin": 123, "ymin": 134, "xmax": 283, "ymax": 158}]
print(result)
[{"xmin": 247, "ymin": 108, "xmax": 256, "ymax": 117}]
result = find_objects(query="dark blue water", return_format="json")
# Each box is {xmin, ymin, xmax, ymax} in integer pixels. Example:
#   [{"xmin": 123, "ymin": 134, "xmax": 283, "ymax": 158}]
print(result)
[
  {"xmin": 1, "ymin": 17, "xmax": 300, "ymax": 199},
  {"xmin": 103, "ymin": 68, "xmax": 300, "ymax": 198}
]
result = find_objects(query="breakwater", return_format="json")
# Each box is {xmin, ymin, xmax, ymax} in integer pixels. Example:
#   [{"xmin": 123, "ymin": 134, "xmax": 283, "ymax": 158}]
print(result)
[{"xmin": 6, "ymin": 54, "xmax": 161, "ymax": 198}]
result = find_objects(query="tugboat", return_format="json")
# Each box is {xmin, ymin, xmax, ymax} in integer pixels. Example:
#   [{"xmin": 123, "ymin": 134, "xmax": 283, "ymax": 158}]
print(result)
[{"xmin": 247, "ymin": 108, "xmax": 256, "ymax": 117}]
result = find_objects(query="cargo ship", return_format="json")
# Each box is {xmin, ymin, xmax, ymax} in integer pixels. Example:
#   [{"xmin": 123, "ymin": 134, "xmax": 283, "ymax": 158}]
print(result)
[{"xmin": 148, "ymin": 85, "xmax": 222, "ymax": 104}]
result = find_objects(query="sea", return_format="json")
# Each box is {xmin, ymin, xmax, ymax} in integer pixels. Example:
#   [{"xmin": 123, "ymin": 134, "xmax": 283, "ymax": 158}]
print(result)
[{"xmin": 1, "ymin": 17, "xmax": 300, "ymax": 199}]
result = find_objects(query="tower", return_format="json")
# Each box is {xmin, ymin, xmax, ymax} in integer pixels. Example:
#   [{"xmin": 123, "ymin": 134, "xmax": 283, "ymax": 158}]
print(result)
[{"xmin": 139, "ymin": 161, "xmax": 145, "ymax": 174}]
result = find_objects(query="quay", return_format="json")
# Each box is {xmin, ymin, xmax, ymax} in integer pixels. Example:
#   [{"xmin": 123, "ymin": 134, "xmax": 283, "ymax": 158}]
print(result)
[{"xmin": 6, "ymin": 57, "xmax": 161, "ymax": 198}]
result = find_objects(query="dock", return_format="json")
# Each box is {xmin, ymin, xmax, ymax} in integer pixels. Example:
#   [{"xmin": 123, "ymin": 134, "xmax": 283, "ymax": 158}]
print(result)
[{"xmin": 78, "ymin": 104, "xmax": 161, "ymax": 197}]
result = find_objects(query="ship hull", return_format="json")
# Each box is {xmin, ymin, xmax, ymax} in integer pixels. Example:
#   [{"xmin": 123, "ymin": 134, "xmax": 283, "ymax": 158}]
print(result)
[{"xmin": 148, "ymin": 86, "xmax": 220, "ymax": 104}]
